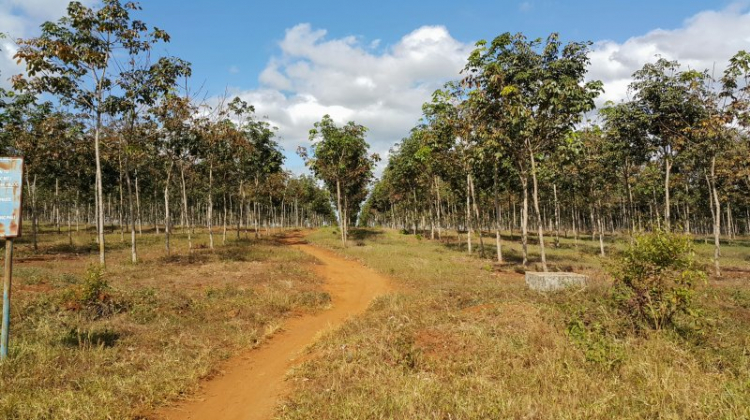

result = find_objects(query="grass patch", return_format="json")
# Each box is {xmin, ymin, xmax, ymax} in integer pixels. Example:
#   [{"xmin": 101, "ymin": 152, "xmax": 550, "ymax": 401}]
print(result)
[
  {"xmin": 279, "ymin": 227, "xmax": 750, "ymax": 419},
  {"xmin": 0, "ymin": 226, "xmax": 328, "ymax": 419}
]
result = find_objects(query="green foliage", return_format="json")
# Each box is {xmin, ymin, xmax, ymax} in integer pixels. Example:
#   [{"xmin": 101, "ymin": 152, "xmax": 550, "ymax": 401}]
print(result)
[
  {"xmin": 300, "ymin": 114, "xmax": 378, "ymax": 245},
  {"xmin": 80, "ymin": 264, "xmax": 108, "ymax": 305},
  {"xmin": 60, "ymin": 264, "xmax": 124, "ymax": 319},
  {"xmin": 610, "ymin": 229, "xmax": 706, "ymax": 330},
  {"xmin": 566, "ymin": 316, "xmax": 623, "ymax": 368}
]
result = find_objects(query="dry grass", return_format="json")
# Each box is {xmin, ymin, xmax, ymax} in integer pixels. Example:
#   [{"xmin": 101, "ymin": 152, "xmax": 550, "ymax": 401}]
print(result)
[
  {"xmin": 0, "ymin": 225, "xmax": 328, "ymax": 419},
  {"xmin": 278, "ymin": 227, "xmax": 750, "ymax": 419}
]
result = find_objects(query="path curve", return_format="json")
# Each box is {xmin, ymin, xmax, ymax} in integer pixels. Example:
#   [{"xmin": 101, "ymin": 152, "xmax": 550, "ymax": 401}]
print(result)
[{"xmin": 156, "ymin": 232, "xmax": 391, "ymax": 420}]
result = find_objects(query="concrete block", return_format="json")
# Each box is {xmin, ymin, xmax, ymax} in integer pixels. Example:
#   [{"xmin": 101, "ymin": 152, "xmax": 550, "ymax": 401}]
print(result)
[{"xmin": 525, "ymin": 272, "xmax": 588, "ymax": 292}]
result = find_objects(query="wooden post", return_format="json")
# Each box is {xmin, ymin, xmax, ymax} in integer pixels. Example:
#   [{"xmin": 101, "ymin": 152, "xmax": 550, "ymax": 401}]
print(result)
[
  {"xmin": 1, "ymin": 238, "xmax": 12, "ymax": 359},
  {"xmin": 0, "ymin": 157, "xmax": 23, "ymax": 360}
]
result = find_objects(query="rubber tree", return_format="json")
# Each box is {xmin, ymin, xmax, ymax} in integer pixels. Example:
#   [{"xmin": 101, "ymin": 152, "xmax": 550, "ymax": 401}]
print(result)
[
  {"xmin": 629, "ymin": 59, "xmax": 706, "ymax": 233},
  {"xmin": 463, "ymin": 32, "xmax": 602, "ymax": 271},
  {"xmin": 14, "ymin": 0, "xmax": 172, "ymax": 267},
  {"xmin": 152, "ymin": 93, "xmax": 196, "ymax": 254},
  {"xmin": 116, "ymin": 57, "xmax": 191, "ymax": 262},
  {"xmin": 241, "ymin": 111, "xmax": 284, "ymax": 239},
  {"xmin": 697, "ymin": 49, "xmax": 750, "ymax": 276},
  {"xmin": 600, "ymin": 101, "xmax": 650, "ymax": 237},
  {"xmin": 0, "ymin": 94, "xmax": 87, "ymax": 249},
  {"xmin": 422, "ymin": 87, "xmax": 479, "ymax": 253},
  {"xmin": 300, "ymin": 115, "xmax": 378, "ymax": 247}
]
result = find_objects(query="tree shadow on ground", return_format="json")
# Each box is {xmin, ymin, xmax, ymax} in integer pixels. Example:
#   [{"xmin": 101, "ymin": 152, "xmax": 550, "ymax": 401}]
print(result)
[
  {"xmin": 61, "ymin": 328, "xmax": 120, "ymax": 349},
  {"xmin": 349, "ymin": 228, "xmax": 384, "ymax": 241}
]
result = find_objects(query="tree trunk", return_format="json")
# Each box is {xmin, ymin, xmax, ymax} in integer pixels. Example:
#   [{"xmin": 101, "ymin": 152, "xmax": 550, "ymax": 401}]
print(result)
[
  {"xmin": 26, "ymin": 173, "xmax": 38, "ymax": 251},
  {"xmin": 124, "ymin": 155, "xmax": 137, "ymax": 264},
  {"xmin": 164, "ymin": 161, "xmax": 174, "ymax": 255},
  {"xmin": 208, "ymin": 162, "xmax": 214, "ymax": 250},
  {"xmin": 154, "ymin": 188, "xmax": 160, "ymax": 235},
  {"xmin": 67, "ymin": 206, "xmax": 72, "ymax": 245},
  {"xmin": 553, "ymin": 183, "xmax": 560, "ymax": 248},
  {"xmin": 434, "ymin": 176, "xmax": 442, "ymax": 240},
  {"xmin": 493, "ymin": 167, "xmax": 503, "ymax": 263},
  {"xmin": 55, "ymin": 177, "xmax": 60, "ymax": 234},
  {"xmin": 94, "ymin": 110, "xmax": 106, "ymax": 266},
  {"xmin": 238, "ymin": 181, "xmax": 244, "ymax": 240},
  {"xmin": 135, "ymin": 171, "xmax": 142, "ymax": 235},
  {"xmin": 706, "ymin": 159, "xmax": 721, "ymax": 277},
  {"xmin": 222, "ymin": 193, "xmax": 228, "ymax": 245},
  {"xmin": 520, "ymin": 174, "xmax": 529, "ymax": 267},
  {"xmin": 572, "ymin": 204, "xmax": 578, "ymax": 248},
  {"xmin": 664, "ymin": 155, "xmax": 672, "ymax": 232},
  {"xmin": 75, "ymin": 191, "xmax": 79, "ymax": 232},
  {"xmin": 466, "ymin": 173, "xmax": 472, "ymax": 254},
  {"xmin": 597, "ymin": 202, "xmax": 605, "ymax": 257},
  {"xmin": 684, "ymin": 183, "xmax": 690, "ymax": 234},
  {"xmin": 469, "ymin": 173, "xmax": 485, "ymax": 257},
  {"xmin": 343, "ymin": 193, "xmax": 349, "ymax": 244},
  {"xmin": 180, "ymin": 164, "xmax": 192, "ymax": 252},
  {"xmin": 336, "ymin": 179, "xmax": 346, "ymax": 247},
  {"xmin": 117, "ymin": 152, "xmax": 125, "ymax": 243},
  {"xmin": 727, "ymin": 202, "xmax": 735, "ymax": 240},
  {"xmin": 529, "ymin": 149, "xmax": 547, "ymax": 272}
]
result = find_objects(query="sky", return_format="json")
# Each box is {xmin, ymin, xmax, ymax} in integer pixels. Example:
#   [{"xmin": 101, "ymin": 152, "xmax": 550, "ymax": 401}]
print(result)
[{"xmin": 1, "ymin": 0, "xmax": 748, "ymax": 173}]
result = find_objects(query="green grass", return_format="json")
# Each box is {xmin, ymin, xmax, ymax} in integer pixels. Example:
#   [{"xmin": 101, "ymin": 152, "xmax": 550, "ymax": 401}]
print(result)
[
  {"xmin": 0, "ymin": 226, "xmax": 328, "ymax": 419},
  {"xmin": 278, "ymin": 227, "xmax": 750, "ymax": 419}
]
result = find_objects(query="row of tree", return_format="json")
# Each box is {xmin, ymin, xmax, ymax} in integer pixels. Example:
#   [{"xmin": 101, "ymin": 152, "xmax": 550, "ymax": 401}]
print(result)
[
  {"xmin": 0, "ymin": 1, "xmax": 335, "ymax": 265},
  {"xmin": 362, "ymin": 33, "xmax": 750, "ymax": 276}
]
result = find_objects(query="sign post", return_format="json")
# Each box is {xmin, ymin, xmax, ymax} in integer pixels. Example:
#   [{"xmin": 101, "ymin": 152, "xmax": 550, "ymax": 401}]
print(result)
[{"xmin": 0, "ymin": 158, "xmax": 23, "ymax": 360}]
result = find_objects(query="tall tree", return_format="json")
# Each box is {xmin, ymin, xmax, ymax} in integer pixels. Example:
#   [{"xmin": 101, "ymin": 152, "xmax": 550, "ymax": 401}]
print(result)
[
  {"xmin": 300, "ymin": 115, "xmax": 378, "ymax": 247},
  {"xmin": 464, "ymin": 32, "xmax": 602, "ymax": 270},
  {"xmin": 14, "ymin": 0, "xmax": 173, "ymax": 266},
  {"xmin": 629, "ymin": 58, "xmax": 706, "ymax": 232}
]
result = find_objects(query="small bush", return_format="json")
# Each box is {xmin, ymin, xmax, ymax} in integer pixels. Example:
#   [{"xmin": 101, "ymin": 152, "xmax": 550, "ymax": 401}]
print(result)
[
  {"xmin": 610, "ymin": 229, "xmax": 706, "ymax": 330},
  {"xmin": 60, "ymin": 265, "xmax": 126, "ymax": 318},
  {"xmin": 566, "ymin": 315, "xmax": 624, "ymax": 368},
  {"xmin": 80, "ymin": 265, "xmax": 108, "ymax": 305}
]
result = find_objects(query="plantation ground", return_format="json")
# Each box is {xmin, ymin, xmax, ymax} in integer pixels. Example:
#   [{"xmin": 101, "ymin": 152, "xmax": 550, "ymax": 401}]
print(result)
[
  {"xmin": 278, "ymin": 228, "xmax": 750, "ymax": 419},
  {"xmin": 1, "ymin": 226, "xmax": 749, "ymax": 419},
  {"xmin": 0, "ymin": 226, "xmax": 331, "ymax": 419},
  {"xmin": 157, "ymin": 231, "xmax": 391, "ymax": 420}
]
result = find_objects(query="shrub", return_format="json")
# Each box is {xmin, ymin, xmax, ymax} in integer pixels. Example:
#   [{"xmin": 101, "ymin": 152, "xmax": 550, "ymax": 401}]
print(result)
[
  {"xmin": 566, "ymin": 315, "xmax": 623, "ymax": 368},
  {"xmin": 61, "ymin": 265, "xmax": 126, "ymax": 318},
  {"xmin": 610, "ymin": 229, "xmax": 706, "ymax": 330},
  {"xmin": 80, "ymin": 264, "xmax": 108, "ymax": 305}
]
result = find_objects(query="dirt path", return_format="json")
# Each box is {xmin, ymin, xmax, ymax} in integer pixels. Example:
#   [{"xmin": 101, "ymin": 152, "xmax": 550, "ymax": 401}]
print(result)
[{"xmin": 156, "ymin": 233, "xmax": 391, "ymax": 420}]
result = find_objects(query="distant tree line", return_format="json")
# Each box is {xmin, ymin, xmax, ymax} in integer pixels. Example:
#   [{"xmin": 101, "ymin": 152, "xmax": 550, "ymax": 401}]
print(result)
[{"xmin": 362, "ymin": 33, "xmax": 750, "ymax": 277}]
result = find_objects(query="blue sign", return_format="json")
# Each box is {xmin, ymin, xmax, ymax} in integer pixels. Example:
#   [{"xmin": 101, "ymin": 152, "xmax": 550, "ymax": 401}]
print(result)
[{"xmin": 0, "ymin": 158, "xmax": 23, "ymax": 238}]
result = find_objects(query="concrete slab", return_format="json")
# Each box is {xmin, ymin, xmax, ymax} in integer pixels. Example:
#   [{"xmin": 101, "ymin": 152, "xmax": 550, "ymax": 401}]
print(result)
[{"xmin": 525, "ymin": 271, "xmax": 588, "ymax": 292}]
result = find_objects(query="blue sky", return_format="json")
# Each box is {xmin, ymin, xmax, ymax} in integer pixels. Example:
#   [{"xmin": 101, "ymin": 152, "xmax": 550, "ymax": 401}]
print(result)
[
  {"xmin": 0, "ymin": 0, "xmax": 746, "ymax": 173},
  {"xmin": 136, "ymin": 0, "xmax": 732, "ymax": 94}
]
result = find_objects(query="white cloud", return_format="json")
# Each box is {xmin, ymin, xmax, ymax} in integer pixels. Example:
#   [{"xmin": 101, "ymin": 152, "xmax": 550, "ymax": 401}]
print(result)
[
  {"xmin": 229, "ymin": 23, "xmax": 473, "ymax": 171},
  {"xmin": 1, "ymin": 0, "xmax": 83, "ymax": 21},
  {"xmin": 236, "ymin": 6, "xmax": 750, "ymax": 175},
  {"xmin": 228, "ymin": 65, "xmax": 240, "ymax": 74},
  {"xmin": 0, "ymin": 0, "xmax": 97, "ymax": 86},
  {"xmin": 588, "ymin": 4, "xmax": 750, "ymax": 105}
]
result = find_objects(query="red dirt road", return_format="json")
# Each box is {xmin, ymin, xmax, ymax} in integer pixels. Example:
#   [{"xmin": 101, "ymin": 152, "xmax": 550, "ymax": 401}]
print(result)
[{"xmin": 157, "ymin": 234, "xmax": 391, "ymax": 420}]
